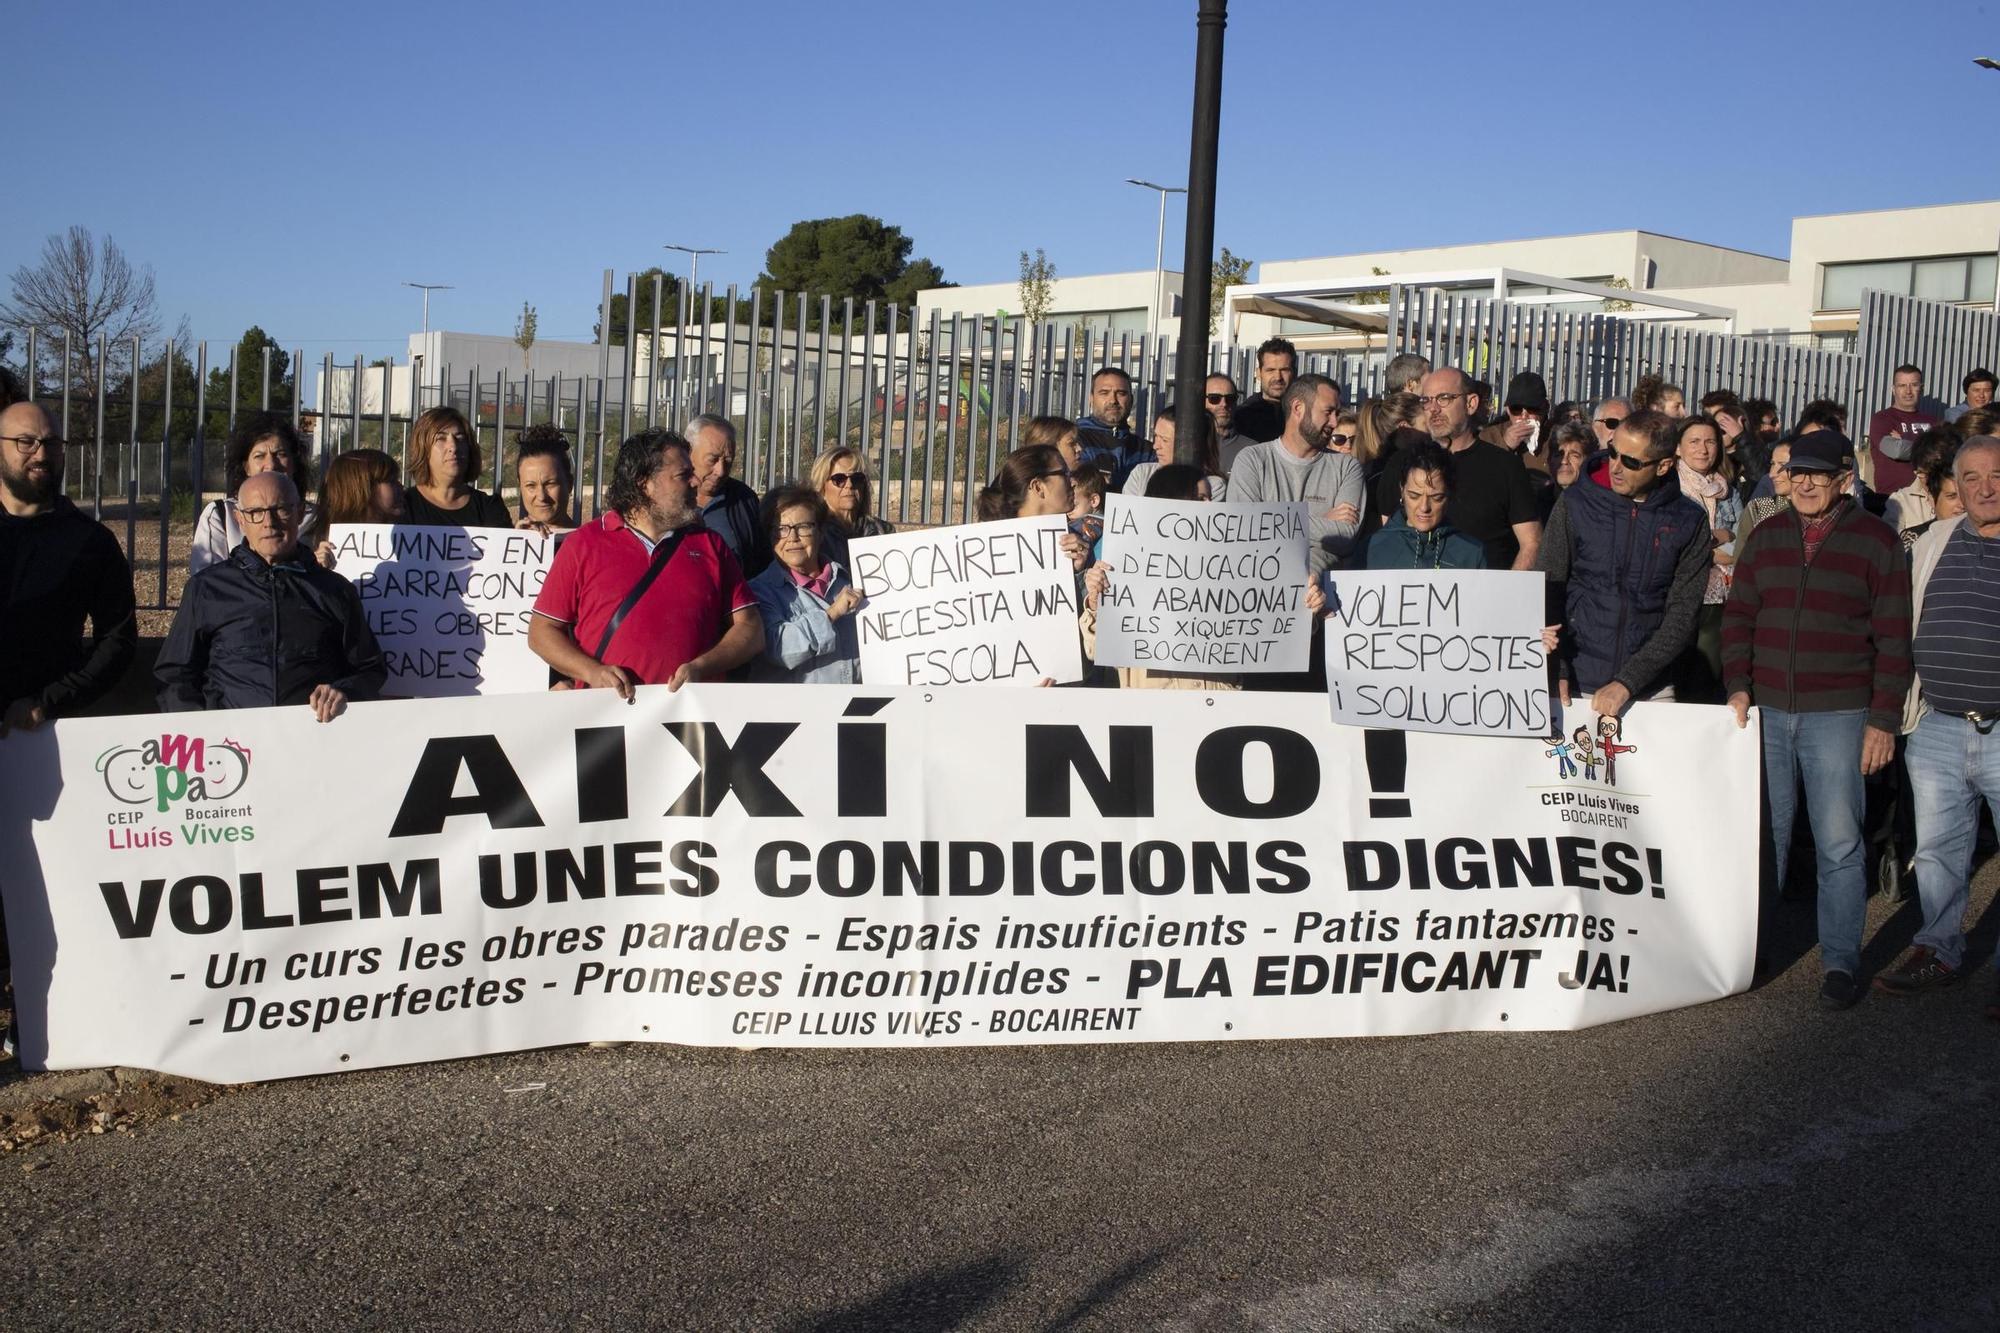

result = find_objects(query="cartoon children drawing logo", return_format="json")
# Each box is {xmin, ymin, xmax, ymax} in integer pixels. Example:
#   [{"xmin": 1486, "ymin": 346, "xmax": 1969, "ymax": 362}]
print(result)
[{"xmin": 1549, "ymin": 717, "xmax": 1634, "ymax": 786}]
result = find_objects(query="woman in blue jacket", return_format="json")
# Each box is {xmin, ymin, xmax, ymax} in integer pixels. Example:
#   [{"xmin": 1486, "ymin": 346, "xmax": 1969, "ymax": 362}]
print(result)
[{"xmin": 745, "ymin": 487, "xmax": 862, "ymax": 684}]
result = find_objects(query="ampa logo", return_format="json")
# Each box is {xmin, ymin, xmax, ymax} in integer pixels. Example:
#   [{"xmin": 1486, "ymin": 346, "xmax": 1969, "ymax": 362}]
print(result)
[{"xmin": 97, "ymin": 733, "xmax": 252, "ymax": 812}]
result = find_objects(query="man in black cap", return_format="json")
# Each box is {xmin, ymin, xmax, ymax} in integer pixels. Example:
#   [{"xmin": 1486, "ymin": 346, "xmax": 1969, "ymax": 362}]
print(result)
[{"xmin": 1481, "ymin": 371, "xmax": 1553, "ymax": 477}]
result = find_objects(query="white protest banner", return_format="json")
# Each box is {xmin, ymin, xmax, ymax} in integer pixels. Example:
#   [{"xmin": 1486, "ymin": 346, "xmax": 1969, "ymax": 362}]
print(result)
[
  {"xmin": 330, "ymin": 523, "xmax": 553, "ymax": 697},
  {"xmin": 1095, "ymin": 495, "xmax": 1311, "ymax": 673},
  {"xmin": 848, "ymin": 516, "xmax": 1082, "ymax": 686},
  {"xmin": 0, "ymin": 690, "xmax": 1758, "ymax": 1083},
  {"xmin": 1322, "ymin": 569, "xmax": 1551, "ymax": 737}
]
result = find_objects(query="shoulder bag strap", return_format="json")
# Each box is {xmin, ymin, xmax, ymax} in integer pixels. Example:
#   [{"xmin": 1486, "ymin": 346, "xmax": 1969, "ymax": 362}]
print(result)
[{"xmin": 592, "ymin": 526, "xmax": 691, "ymax": 661}]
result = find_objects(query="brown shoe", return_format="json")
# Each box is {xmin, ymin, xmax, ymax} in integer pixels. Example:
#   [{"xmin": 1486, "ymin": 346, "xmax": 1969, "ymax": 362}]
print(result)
[{"xmin": 1875, "ymin": 947, "xmax": 1961, "ymax": 996}]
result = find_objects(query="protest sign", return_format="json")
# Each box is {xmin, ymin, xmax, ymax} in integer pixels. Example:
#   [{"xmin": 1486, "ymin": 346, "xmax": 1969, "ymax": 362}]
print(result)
[
  {"xmin": 1322, "ymin": 569, "xmax": 1551, "ymax": 737},
  {"xmin": 848, "ymin": 516, "xmax": 1082, "ymax": 686},
  {"xmin": 0, "ymin": 689, "xmax": 1759, "ymax": 1083},
  {"xmin": 1095, "ymin": 495, "xmax": 1311, "ymax": 673},
  {"xmin": 330, "ymin": 523, "xmax": 553, "ymax": 697}
]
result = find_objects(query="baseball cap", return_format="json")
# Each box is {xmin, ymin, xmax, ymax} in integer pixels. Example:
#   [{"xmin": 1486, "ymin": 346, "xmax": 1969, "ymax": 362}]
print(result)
[{"xmin": 1785, "ymin": 430, "xmax": 1851, "ymax": 473}]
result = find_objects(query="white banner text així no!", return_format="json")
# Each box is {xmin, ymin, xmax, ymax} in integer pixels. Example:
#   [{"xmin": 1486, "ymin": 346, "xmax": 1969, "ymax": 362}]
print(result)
[
  {"xmin": 847, "ymin": 516, "xmax": 1082, "ymax": 686},
  {"xmin": 0, "ymin": 689, "xmax": 1759, "ymax": 1082},
  {"xmin": 1322, "ymin": 568, "xmax": 1551, "ymax": 737},
  {"xmin": 1096, "ymin": 495, "xmax": 1311, "ymax": 673},
  {"xmin": 330, "ymin": 523, "xmax": 554, "ymax": 697}
]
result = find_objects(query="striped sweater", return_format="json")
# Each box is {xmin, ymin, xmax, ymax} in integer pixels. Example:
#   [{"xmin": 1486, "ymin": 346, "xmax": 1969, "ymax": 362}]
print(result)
[{"xmin": 1721, "ymin": 498, "xmax": 1912, "ymax": 732}]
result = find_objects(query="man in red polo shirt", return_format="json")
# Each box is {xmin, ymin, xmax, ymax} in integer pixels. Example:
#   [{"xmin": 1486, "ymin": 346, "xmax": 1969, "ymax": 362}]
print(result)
[{"xmin": 529, "ymin": 429, "xmax": 762, "ymax": 694}]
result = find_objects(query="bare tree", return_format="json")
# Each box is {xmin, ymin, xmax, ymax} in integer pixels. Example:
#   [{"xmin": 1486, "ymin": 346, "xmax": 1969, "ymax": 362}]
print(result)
[{"xmin": 2, "ymin": 227, "xmax": 161, "ymax": 392}]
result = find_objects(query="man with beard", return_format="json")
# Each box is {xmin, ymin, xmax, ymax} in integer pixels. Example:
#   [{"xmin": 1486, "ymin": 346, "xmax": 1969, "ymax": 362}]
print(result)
[
  {"xmin": 529, "ymin": 429, "xmax": 762, "ymax": 693},
  {"xmin": 1205, "ymin": 372, "xmax": 1258, "ymax": 476},
  {"xmin": 0, "ymin": 401, "xmax": 136, "ymax": 736}
]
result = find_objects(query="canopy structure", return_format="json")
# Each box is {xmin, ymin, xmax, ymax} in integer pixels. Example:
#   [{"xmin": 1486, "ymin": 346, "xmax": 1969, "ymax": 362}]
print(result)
[{"xmin": 1220, "ymin": 268, "xmax": 1738, "ymax": 350}]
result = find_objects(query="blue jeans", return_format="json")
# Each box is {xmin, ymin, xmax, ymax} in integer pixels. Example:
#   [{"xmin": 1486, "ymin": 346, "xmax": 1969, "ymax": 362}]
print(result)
[
  {"xmin": 1764, "ymin": 707, "xmax": 1868, "ymax": 976},
  {"xmin": 1906, "ymin": 710, "xmax": 2000, "ymax": 971}
]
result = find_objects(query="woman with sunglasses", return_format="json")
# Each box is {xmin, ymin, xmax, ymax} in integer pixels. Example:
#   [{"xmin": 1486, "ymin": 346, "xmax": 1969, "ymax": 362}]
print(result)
[
  {"xmin": 810, "ymin": 446, "xmax": 894, "ymax": 570},
  {"xmin": 975, "ymin": 445, "xmax": 1090, "ymax": 571}
]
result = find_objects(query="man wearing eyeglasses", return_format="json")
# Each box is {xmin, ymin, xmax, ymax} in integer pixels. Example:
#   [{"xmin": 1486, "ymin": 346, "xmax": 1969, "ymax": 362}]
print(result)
[
  {"xmin": 0, "ymin": 401, "xmax": 137, "ymax": 737},
  {"xmin": 1205, "ymin": 373, "xmax": 1258, "ymax": 475},
  {"xmin": 1722, "ymin": 431, "xmax": 1911, "ymax": 1011},
  {"xmin": 1590, "ymin": 398, "xmax": 1631, "ymax": 450},
  {"xmin": 1380, "ymin": 368, "xmax": 1540, "ymax": 570},
  {"xmin": 1541, "ymin": 410, "xmax": 1711, "ymax": 720},
  {"xmin": 156, "ymin": 472, "xmax": 384, "ymax": 720}
]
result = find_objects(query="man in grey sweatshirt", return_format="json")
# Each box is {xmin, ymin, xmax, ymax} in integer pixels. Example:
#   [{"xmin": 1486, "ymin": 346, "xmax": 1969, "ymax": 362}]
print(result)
[{"xmin": 1227, "ymin": 373, "xmax": 1364, "ymax": 575}]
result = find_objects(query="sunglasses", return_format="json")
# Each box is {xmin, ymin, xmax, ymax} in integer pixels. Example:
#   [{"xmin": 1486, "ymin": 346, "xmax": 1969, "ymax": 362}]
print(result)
[
  {"xmin": 1595, "ymin": 417, "xmax": 1623, "ymax": 432},
  {"xmin": 826, "ymin": 471, "xmax": 862, "ymax": 487},
  {"xmin": 1326, "ymin": 433, "xmax": 1353, "ymax": 447},
  {"xmin": 1205, "ymin": 392, "xmax": 1239, "ymax": 404},
  {"xmin": 1611, "ymin": 449, "xmax": 1657, "ymax": 471}
]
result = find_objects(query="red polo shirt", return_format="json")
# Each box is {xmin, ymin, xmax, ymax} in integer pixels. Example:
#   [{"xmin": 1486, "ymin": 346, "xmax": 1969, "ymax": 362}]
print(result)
[{"xmin": 532, "ymin": 511, "xmax": 754, "ymax": 686}]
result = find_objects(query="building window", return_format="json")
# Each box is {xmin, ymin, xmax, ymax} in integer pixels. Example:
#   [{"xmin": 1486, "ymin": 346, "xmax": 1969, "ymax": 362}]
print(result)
[{"xmin": 1820, "ymin": 254, "xmax": 1999, "ymax": 310}]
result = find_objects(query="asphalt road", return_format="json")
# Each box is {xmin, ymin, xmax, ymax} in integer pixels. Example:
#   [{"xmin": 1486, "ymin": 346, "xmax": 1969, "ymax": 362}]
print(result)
[{"xmin": 5, "ymin": 871, "xmax": 1998, "ymax": 1333}]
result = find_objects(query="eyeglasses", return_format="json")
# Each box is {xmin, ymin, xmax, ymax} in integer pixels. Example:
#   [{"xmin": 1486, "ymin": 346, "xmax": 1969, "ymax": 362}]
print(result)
[
  {"xmin": 1594, "ymin": 417, "xmax": 1623, "ymax": 432},
  {"xmin": 1204, "ymin": 392, "xmax": 1239, "ymax": 405},
  {"xmin": 1416, "ymin": 393, "xmax": 1463, "ymax": 408},
  {"xmin": 1786, "ymin": 470, "xmax": 1839, "ymax": 486},
  {"xmin": 3, "ymin": 434, "xmax": 67, "ymax": 455},
  {"xmin": 826, "ymin": 471, "xmax": 861, "ymax": 488},
  {"xmin": 236, "ymin": 504, "xmax": 297, "ymax": 526},
  {"xmin": 775, "ymin": 522, "xmax": 818, "ymax": 539}
]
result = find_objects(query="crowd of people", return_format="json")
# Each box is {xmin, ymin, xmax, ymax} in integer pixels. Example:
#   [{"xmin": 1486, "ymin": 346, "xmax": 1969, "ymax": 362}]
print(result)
[{"xmin": 2, "ymin": 341, "xmax": 1998, "ymax": 1018}]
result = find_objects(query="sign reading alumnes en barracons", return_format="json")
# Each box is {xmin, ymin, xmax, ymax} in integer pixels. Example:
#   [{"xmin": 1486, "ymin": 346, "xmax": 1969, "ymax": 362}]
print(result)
[
  {"xmin": 847, "ymin": 516, "xmax": 1082, "ymax": 686},
  {"xmin": 0, "ymin": 687, "xmax": 1761, "ymax": 1083},
  {"xmin": 1096, "ymin": 495, "xmax": 1311, "ymax": 673},
  {"xmin": 331, "ymin": 523, "xmax": 554, "ymax": 697}
]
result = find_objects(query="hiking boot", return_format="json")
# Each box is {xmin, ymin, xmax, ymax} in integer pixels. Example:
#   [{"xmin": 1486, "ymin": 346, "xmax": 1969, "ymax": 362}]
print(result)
[
  {"xmin": 1874, "ymin": 947, "xmax": 1961, "ymax": 996},
  {"xmin": 1820, "ymin": 971, "xmax": 1862, "ymax": 1011}
]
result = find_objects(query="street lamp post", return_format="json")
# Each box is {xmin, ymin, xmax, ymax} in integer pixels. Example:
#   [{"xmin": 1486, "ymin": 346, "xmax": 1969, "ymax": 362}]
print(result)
[
  {"xmin": 663, "ymin": 244, "xmax": 726, "ymax": 305},
  {"xmin": 402, "ymin": 281, "xmax": 452, "ymax": 334},
  {"xmin": 1983, "ymin": 61, "xmax": 2000, "ymax": 311},
  {"xmin": 1126, "ymin": 179, "xmax": 1186, "ymax": 358}
]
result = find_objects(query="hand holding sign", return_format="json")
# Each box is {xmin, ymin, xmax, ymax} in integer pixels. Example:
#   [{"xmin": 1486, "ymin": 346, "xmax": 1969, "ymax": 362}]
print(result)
[
  {"xmin": 1095, "ymin": 495, "xmax": 1312, "ymax": 673},
  {"xmin": 1323, "ymin": 569, "xmax": 1552, "ymax": 737},
  {"xmin": 849, "ymin": 517, "xmax": 1082, "ymax": 687}
]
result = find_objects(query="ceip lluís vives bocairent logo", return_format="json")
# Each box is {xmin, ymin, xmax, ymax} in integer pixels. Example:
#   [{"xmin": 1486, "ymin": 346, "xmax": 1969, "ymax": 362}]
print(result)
[{"xmin": 95, "ymin": 731, "xmax": 257, "ymax": 850}]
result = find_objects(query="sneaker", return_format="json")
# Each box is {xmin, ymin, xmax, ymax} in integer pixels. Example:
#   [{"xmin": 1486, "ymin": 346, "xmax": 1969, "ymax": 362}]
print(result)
[
  {"xmin": 1874, "ymin": 947, "xmax": 1961, "ymax": 996},
  {"xmin": 1820, "ymin": 971, "xmax": 1862, "ymax": 1010}
]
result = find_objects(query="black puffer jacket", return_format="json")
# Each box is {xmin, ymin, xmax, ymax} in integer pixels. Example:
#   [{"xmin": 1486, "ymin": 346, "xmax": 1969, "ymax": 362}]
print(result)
[{"xmin": 155, "ymin": 542, "xmax": 385, "ymax": 711}]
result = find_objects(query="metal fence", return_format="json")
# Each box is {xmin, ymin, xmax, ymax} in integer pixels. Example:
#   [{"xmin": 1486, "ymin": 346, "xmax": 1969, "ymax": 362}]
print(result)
[
  {"xmin": 1857, "ymin": 290, "xmax": 2000, "ymax": 418},
  {"xmin": 1383, "ymin": 286, "xmax": 1861, "ymax": 425},
  {"xmin": 9, "ymin": 270, "xmax": 1993, "ymax": 614}
]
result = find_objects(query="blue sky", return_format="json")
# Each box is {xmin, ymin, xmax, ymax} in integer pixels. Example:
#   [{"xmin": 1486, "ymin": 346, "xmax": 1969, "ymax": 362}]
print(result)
[{"xmin": 8, "ymin": 0, "xmax": 1995, "ymax": 386}]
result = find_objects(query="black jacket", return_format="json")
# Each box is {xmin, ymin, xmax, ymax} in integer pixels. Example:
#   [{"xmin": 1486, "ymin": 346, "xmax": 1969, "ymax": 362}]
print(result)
[
  {"xmin": 156, "ymin": 543, "xmax": 386, "ymax": 711},
  {"xmin": 0, "ymin": 496, "xmax": 137, "ymax": 718}
]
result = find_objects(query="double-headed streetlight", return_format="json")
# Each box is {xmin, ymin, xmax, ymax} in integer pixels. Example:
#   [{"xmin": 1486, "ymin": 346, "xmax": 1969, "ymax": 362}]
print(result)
[
  {"xmin": 663, "ymin": 244, "xmax": 726, "ymax": 305},
  {"xmin": 1126, "ymin": 179, "xmax": 1186, "ymax": 354}
]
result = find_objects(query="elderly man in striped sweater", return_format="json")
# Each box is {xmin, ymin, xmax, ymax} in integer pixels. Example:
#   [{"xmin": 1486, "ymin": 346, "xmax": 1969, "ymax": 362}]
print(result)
[{"xmin": 1723, "ymin": 430, "xmax": 1913, "ymax": 1011}]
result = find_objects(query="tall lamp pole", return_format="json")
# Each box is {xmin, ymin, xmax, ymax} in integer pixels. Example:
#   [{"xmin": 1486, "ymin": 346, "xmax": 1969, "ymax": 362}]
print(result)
[
  {"xmin": 402, "ymin": 281, "xmax": 452, "ymax": 334},
  {"xmin": 663, "ymin": 244, "xmax": 726, "ymax": 304},
  {"xmin": 1984, "ymin": 60, "xmax": 2000, "ymax": 312},
  {"xmin": 1126, "ymin": 180, "xmax": 1186, "ymax": 357},
  {"xmin": 1172, "ymin": 0, "xmax": 1228, "ymax": 466}
]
